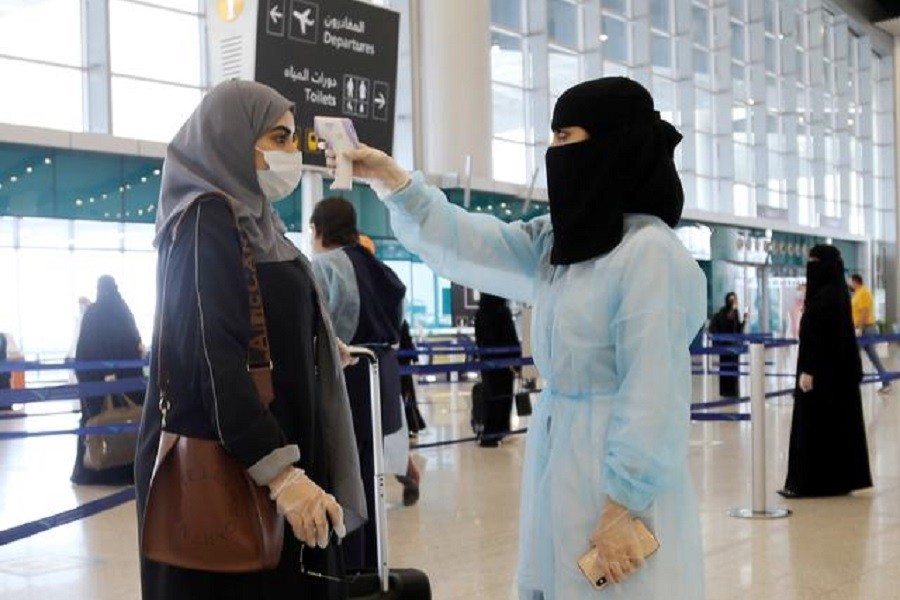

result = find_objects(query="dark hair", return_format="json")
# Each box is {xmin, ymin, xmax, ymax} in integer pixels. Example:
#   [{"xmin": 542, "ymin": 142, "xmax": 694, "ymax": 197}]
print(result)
[
  {"xmin": 851, "ymin": 273, "xmax": 863, "ymax": 285},
  {"xmin": 310, "ymin": 197, "xmax": 359, "ymax": 248}
]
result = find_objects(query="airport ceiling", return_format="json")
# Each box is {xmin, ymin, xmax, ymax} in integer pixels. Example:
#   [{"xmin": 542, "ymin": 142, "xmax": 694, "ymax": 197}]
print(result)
[{"xmin": 848, "ymin": 0, "xmax": 900, "ymax": 19}]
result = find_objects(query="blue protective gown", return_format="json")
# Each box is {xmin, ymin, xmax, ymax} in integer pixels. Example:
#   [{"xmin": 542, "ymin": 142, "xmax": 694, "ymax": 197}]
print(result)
[{"xmin": 383, "ymin": 174, "xmax": 707, "ymax": 599}]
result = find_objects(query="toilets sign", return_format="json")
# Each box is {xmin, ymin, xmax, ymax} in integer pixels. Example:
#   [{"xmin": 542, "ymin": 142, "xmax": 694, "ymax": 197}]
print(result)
[{"xmin": 256, "ymin": 0, "xmax": 400, "ymax": 166}]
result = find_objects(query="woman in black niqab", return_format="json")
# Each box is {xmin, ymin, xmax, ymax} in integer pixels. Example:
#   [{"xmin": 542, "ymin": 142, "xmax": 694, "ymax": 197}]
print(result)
[
  {"xmin": 708, "ymin": 292, "xmax": 746, "ymax": 397},
  {"xmin": 779, "ymin": 245, "xmax": 873, "ymax": 498},
  {"xmin": 72, "ymin": 275, "xmax": 144, "ymax": 485}
]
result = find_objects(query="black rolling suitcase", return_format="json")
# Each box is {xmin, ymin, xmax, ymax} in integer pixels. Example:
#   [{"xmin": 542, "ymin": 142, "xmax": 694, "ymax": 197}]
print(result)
[{"xmin": 347, "ymin": 347, "xmax": 432, "ymax": 599}]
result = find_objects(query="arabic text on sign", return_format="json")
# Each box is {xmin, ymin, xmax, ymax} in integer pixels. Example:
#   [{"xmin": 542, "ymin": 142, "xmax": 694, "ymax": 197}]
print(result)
[{"xmin": 323, "ymin": 15, "xmax": 365, "ymax": 34}]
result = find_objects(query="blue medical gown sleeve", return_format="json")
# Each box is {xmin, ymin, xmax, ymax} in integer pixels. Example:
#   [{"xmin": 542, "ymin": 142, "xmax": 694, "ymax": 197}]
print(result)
[
  {"xmin": 383, "ymin": 173, "xmax": 551, "ymax": 303},
  {"xmin": 602, "ymin": 232, "xmax": 700, "ymax": 512},
  {"xmin": 310, "ymin": 250, "xmax": 360, "ymax": 343}
]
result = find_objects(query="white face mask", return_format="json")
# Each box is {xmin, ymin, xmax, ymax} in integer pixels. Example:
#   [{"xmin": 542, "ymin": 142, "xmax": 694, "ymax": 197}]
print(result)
[{"xmin": 256, "ymin": 148, "xmax": 303, "ymax": 201}]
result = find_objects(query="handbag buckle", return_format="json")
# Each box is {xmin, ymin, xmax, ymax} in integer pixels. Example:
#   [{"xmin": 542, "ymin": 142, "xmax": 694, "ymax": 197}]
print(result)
[{"xmin": 159, "ymin": 391, "xmax": 170, "ymax": 428}]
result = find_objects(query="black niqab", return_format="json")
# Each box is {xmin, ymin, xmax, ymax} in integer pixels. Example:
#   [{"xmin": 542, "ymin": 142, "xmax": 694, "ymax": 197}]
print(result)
[
  {"xmin": 806, "ymin": 244, "xmax": 845, "ymax": 302},
  {"xmin": 546, "ymin": 77, "xmax": 684, "ymax": 265}
]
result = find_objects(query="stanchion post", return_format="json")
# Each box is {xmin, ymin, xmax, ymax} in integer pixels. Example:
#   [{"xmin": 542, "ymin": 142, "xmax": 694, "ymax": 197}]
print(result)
[{"xmin": 728, "ymin": 341, "xmax": 791, "ymax": 520}]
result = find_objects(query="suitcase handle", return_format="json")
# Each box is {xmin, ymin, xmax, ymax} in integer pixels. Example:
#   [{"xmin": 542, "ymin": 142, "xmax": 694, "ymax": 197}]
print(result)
[{"xmin": 346, "ymin": 345, "xmax": 390, "ymax": 593}]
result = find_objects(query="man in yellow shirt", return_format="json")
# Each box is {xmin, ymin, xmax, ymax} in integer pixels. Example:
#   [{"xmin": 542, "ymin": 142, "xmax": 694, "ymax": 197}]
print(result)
[{"xmin": 850, "ymin": 274, "xmax": 892, "ymax": 393}]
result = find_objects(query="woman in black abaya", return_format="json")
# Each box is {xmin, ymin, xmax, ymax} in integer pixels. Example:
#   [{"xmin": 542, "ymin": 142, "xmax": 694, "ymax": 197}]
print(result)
[
  {"xmin": 708, "ymin": 292, "xmax": 746, "ymax": 398},
  {"xmin": 779, "ymin": 245, "xmax": 873, "ymax": 498}
]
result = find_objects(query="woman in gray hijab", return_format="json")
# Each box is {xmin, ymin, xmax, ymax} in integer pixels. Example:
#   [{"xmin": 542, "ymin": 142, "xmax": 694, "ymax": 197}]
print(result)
[{"xmin": 134, "ymin": 80, "xmax": 366, "ymax": 600}]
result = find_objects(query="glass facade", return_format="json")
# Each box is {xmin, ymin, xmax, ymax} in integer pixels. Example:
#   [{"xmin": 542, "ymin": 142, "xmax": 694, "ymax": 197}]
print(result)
[{"xmin": 488, "ymin": 0, "xmax": 896, "ymax": 242}]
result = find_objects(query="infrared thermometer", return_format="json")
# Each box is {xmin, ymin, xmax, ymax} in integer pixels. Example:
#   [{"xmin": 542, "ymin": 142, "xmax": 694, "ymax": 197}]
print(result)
[{"xmin": 314, "ymin": 116, "xmax": 360, "ymax": 190}]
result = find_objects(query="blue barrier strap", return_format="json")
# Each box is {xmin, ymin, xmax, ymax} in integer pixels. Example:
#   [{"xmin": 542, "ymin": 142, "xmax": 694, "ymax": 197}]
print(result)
[
  {"xmin": 410, "ymin": 428, "xmax": 529, "ymax": 450},
  {"xmin": 396, "ymin": 345, "xmax": 522, "ymax": 359},
  {"xmin": 691, "ymin": 396, "xmax": 749, "ymax": 410},
  {"xmin": 690, "ymin": 346, "xmax": 748, "ymax": 356},
  {"xmin": 0, "ymin": 359, "xmax": 148, "ymax": 374},
  {"xmin": 0, "ymin": 488, "xmax": 136, "ymax": 546},
  {"xmin": 691, "ymin": 412, "xmax": 750, "ymax": 421},
  {"xmin": 0, "ymin": 378, "xmax": 146, "ymax": 406},
  {"xmin": 400, "ymin": 357, "xmax": 534, "ymax": 376}
]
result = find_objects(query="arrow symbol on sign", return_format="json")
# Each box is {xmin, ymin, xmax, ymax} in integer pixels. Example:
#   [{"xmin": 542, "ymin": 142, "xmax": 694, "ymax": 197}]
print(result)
[
  {"xmin": 374, "ymin": 92, "xmax": 386, "ymax": 110},
  {"xmin": 270, "ymin": 5, "xmax": 283, "ymax": 23}
]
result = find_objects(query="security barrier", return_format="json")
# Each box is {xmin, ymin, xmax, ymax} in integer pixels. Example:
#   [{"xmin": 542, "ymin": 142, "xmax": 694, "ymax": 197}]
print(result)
[{"xmin": 1, "ymin": 334, "xmax": 896, "ymax": 545}]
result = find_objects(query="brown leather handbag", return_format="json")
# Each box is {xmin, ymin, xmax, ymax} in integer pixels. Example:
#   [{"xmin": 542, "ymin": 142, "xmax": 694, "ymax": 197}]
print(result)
[{"xmin": 141, "ymin": 212, "xmax": 284, "ymax": 572}]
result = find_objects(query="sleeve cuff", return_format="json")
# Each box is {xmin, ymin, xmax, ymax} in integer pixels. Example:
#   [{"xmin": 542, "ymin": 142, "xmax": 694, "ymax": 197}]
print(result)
[
  {"xmin": 247, "ymin": 444, "xmax": 301, "ymax": 486},
  {"xmin": 602, "ymin": 463, "xmax": 656, "ymax": 513},
  {"xmin": 381, "ymin": 171, "xmax": 425, "ymax": 204}
]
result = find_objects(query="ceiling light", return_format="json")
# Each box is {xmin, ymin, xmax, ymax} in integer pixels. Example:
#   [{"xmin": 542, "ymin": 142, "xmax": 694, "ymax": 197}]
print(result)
[
  {"xmin": 153, "ymin": 169, "xmax": 161, "ymax": 176},
  {"xmin": 599, "ymin": 34, "xmax": 609, "ymax": 42},
  {"xmin": 44, "ymin": 157, "xmax": 52, "ymax": 165},
  {"xmin": 25, "ymin": 166, "xmax": 33, "ymax": 174},
  {"xmin": 75, "ymin": 199, "xmax": 83, "ymax": 206},
  {"xmin": 140, "ymin": 177, "xmax": 147, "ymax": 183},
  {"xmin": 89, "ymin": 197, "xmax": 95, "ymax": 203},
  {"xmin": 10, "ymin": 176, "xmax": 17, "ymax": 183}
]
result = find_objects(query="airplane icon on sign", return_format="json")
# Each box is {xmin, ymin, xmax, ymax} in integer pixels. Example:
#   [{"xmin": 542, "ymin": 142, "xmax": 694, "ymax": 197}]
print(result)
[{"xmin": 293, "ymin": 8, "xmax": 315, "ymax": 35}]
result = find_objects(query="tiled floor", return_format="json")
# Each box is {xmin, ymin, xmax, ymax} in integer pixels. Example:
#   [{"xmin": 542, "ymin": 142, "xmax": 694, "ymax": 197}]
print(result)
[{"xmin": 1, "ymin": 348, "xmax": 899, "ymax": 599}]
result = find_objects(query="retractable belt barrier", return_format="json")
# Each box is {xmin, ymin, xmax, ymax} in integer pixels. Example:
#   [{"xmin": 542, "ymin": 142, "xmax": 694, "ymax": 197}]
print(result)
[{"xmin": 2, "ymin": 334, "xmax": 896, "ymax": 544}]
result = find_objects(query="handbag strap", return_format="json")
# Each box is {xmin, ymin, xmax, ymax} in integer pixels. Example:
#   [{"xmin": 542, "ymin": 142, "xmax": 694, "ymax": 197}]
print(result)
[{"xmin": 156, "ymin": 195, "xmax": 275, "ymax": 428}]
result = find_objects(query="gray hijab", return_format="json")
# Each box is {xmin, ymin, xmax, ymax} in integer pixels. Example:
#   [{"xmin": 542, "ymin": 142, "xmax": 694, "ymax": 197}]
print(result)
[
  {"xmin": 154, "ymin": 79, "xmax": 300, "ymax": 263},
  {"xmin": 154, "ymin": 79, "xmax": 368, "ymax": 532}
]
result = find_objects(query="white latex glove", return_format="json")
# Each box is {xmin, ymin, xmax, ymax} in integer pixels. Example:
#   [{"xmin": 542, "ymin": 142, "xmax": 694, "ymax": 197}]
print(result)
[
  {"xmin": 589, "ymin": 499, "xmax": 645, "ymax": 585},
  {"xmin": 268, "ymin": 467, "xmax": 346, "ymax": 548},
  {"xmin": 799, "ymin": 373, "xmax": 813, "ymax": 393},
  {"xmin": 326, "ymin": 144, "xmax": 411, "ymax": 199},
  {"xmin": 336, "ymin": 339, "xmax": 359, "ymax": 368}
]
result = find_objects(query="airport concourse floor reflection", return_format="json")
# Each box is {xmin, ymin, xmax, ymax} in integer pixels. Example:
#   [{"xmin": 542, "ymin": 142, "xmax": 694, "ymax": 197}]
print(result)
[{"xmin": 1, "ymin": 350, "xmax": 900, "ymax": 599}]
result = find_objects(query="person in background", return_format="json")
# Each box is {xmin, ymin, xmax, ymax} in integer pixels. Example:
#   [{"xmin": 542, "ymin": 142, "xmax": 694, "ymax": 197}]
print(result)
[
  {"xmin": 71, "ymin": 276, "xmax": 144, "ymax": 485},
  {"xmin": 398, "ymin": 319, "xmax": 427, "ymax": 437},
  {"xmin": 0, "ymin": 332, "xmax": 12, "ymax": 409},
  {"xmin": 779, "ymin": 245, "xmax": 873, "ymax": 499},
  {"xmin": 707, "ymin": 292, "xmax": 747, "ymax": 398},
  {"xmin": 135, "ymin": 80, "xmax": 364, "ymax": 599},
  {"xmin": 338, "ymin": 76, "xmax": 707, "ymax": 598},
  {"xmin": 310, "ymin": 196, "xmax": 420, "ymax": 572},
  {"xmin": 849, "ymin": 273, "xmax": 892, "ymax": 393},
  {"xmin": 474, "ymin": 293, "xmax": 522, "ymax": 447}
]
